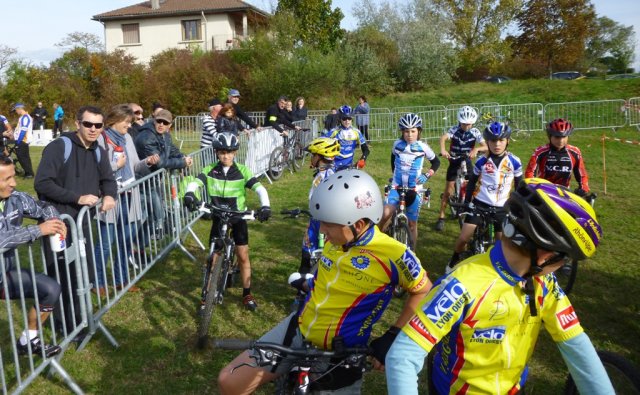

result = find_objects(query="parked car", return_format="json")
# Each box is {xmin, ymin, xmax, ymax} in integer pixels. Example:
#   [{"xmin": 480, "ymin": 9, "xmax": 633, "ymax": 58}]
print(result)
[
  {"xmin": 484, "ymin": 75, "xmax": 511, "ymax": 83},
  {"xmin": 551, "ymin": 71, "xmax": 585, "ymax": 80}
]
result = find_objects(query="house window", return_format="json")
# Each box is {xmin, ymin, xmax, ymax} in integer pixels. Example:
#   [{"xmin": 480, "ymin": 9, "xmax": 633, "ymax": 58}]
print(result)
[
  {"xmin": 122, "ymin": 23, "xmax": 140, "ymax": 44},
  {"xmin": 182, "ymin": 20, "xmax": 201, "ymax": 41}
]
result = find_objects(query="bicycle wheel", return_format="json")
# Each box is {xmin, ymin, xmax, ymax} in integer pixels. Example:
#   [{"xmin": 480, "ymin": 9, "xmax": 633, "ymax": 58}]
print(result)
[
  {"xmin": 555, "ymin": 260, "xmax": 578, "ymax": 295},
  {"xmin": 393, "ymin": 218, "xmax": 413, "ymax": 250},
  {"xmin": 564, "ymin": 350, "xmax": 640, "ymax": 394},
  {"xmin": 197, "ymin": 255, "xmax": 225, "ymax": 349},
  {"xmin": 292, "ymin": 141, "xmax": 305, "ymax": 171},
  {"xmin": 268, "ymin": 146, "xmax": 285, "ymax": 180}
]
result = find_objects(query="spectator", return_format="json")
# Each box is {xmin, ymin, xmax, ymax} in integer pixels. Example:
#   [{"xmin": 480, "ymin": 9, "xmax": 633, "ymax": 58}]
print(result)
[
  {"xmin": 227, "ymin": 89, "xmax": 260, "ymax": 130},
  {"xmin": 1, "ymin": 113, "xmax": 13, "ymax": 155},
  {"xmin": 354, "ymin": 95, "xmax": 370, "ymax": 142},
  {"xmin": 291, "ymin": 96, "xmax": 307, "ymax": 122},
  {"xmin": 151, "ymin": 102, "xmax": 164, "ymax": 117},
  {"xmin": 128, "ymin": 103, "xmax": 146, "ymax": 141},
  {"xmin": 201, "ymin": 98, "xmax": 223, "ymax": 148},
  {"xmin": 325, "ymin": 105, "xmax": 369, "ymax": 170},
  {"xmin": 0, "ymin": 153, "xmax": 65, "ymax": 358},
  {"xmin": 135, "ymin": 109, "xmax": 192, "ymax": 239},
  {"xmin": 323, "ymin": 107, "xmax": 340, "ymax": 134},
  {"xmin": 93, "ymin": 104, "xmax": 159, "ymax": 296},
  {"xmin": 52, "ymin": 103, "xmax": 64, "ymax": 139},
  {"xmin": 34, "ymin": 105, "xmax": 117, "ymax": 336},
  {"xmin": 219, "ymin": 103, "xmax": 245, "ymax": 136},
  {"xmin": 31, "ymin": 101, "xmax": 48, "ymax": 130},
  {"xmin": 12, "ymin": 103, "xmax": 35, "ymax": 179},
  {"xmin": 264, "ymin": 96, "xmax": 299, "ymax": 136}
]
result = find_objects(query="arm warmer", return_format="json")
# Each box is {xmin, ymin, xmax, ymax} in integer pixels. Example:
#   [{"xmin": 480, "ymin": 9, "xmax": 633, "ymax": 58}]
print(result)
[
  {"xmin": 255, "ymin": 185, "xmax": 270, "ymax": 207},
  {"xmin": 557, "ymin": 333, "xmax": 615, "ymax": 395}
]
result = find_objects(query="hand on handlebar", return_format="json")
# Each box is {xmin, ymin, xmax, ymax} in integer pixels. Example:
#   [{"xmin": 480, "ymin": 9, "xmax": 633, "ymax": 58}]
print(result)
[
  {"xmin": 184, "ymin": 192, "xmax": 201, "ymax": 212},
  {"xmin": 257, "ymin": 206, "xmax": 271, "ymax": 222},
  {"xmin": 369, "ymin": 326, "xmax": 401, "ymax": 369},
  {"xmin": 464, "ymin": 201, "xmax": 475, "ymax": 213},
  {"xmin": 288, "ymin": 272, "xmax": 314, "ymax": 293}
]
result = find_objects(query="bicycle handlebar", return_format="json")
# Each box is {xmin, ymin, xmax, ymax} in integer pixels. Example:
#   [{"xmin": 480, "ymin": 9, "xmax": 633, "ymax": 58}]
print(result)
[
  {"xmin": 214, "ymin": 339, "xmax": 372, "ymax": 359},
  {"xmin": 198, "ymin": 202, "xmax": 255, "ymax": 221},
  {"xmin": 281, "ymin": 208, "xmax": 313, "ymax": 219}
]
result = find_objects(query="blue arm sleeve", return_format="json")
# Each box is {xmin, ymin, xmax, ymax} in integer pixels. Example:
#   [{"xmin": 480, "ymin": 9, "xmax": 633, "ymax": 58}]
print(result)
[
  {"xmin": 557, "ymin": 333, "xmax": 615, "ymax": 395},
  {"xmin": 385, "ymin": 331, "xmax": 427, "ymax": 395}
]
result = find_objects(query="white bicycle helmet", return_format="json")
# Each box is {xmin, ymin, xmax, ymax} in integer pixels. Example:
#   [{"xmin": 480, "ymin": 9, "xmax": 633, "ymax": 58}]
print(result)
[
  {"xmin": 309, "ymin": 169, "xmax": 383, "ymax": 225},
  {"xmin": 457, "ymin": 106, "xmax": 478, "ymax": 124},
  {"xmin": 398, "ymin": 113, "xmax": 423, "ymax": 130}
]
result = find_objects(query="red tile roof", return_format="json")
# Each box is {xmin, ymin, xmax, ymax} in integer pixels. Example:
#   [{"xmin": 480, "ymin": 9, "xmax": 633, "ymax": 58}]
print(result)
[{"xmin": 93, "ymin": 0, "xmax": 268, "ymax": 21}]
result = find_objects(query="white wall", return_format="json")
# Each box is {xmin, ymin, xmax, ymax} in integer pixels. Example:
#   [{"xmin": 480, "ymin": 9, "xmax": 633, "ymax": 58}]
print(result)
[{"xmin": 104, "ymin": 13, "xmax": 246, "ymax": 63}]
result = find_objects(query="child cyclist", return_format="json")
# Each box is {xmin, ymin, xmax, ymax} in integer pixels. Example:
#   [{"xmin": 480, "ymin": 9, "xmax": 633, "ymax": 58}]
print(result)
[
  {"xmin": 446, "ymin": 121, "xmax": 522, "ymax": 272},
  {"xmin": 183, "ymin": 133, "xmax": 271, "ymax": 311},
  {"xmin": 326, "ymin": 105, "xmax": 370, "ymax": 170},
  {"xmin": 436, "ymin": 105, "xmax": 486, "ymax": 231},
  {"xmin": 385, "ymin": 179, "xmax": 613, "ymax": 395},
  {"xmin": 380, "ymin": 113, "xmax": 440, "ymax": 249},
  {"xmin": 218, "ymin": 170, "xmax": 433, "ymax": 394},
  {"xmin": 525, "ymin": 118, "xmax": 590, "ymax": 196},
  {"xmin": 298, "ymin": 137, "xmax": 341, "ymax": 275}
]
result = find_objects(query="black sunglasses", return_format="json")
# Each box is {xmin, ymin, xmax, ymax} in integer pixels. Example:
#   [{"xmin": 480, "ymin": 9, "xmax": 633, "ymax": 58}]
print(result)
[
  {"xmin": 155, "ymin": 119, "xmax": 171, "ymax": 126},
  {"xmin": 81, "ymin": 121, "xmax": 104, "ymax": 129}
]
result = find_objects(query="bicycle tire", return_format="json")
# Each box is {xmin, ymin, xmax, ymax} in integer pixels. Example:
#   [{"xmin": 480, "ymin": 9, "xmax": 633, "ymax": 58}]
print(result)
[
  {"xmin": 268, "ymin": 146, "xmax": 285, "ymax": 180},
  {"xmin": 564, "ymin": 350, "xmax": 640, "ymax": 394},
  {"xmin": 197, "ymin": 254, "xmax": 225, "ymax": 349},
  {"xmin": 555, "ymin": 260, "xmax": 578, "ymax": 295},
  {"xmin": 292, "ymin": 141, "xmax": 304, "ymax": 171},
  {"xmin": 394, "ymin": 218, "xmax": 413, "ymax": 250}
]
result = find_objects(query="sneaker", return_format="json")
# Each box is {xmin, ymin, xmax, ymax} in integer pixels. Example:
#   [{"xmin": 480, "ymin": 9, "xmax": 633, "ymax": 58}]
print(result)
[
  {"xmin": 17, "ymin": 337, "xmax": 61, "ymax": 358},
  {"xmin": 435, "ymin": 218, "xmax": 445, "ymax": 232},
  {"xmin": 243, "ymin": 294, "xmax": 258, "ymax": 311}
]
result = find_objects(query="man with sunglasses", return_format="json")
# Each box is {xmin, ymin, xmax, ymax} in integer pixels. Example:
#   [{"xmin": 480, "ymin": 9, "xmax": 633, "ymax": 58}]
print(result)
[{"xmin": 34, "ymin": 105, "xmax": 117, "ymax": 335}]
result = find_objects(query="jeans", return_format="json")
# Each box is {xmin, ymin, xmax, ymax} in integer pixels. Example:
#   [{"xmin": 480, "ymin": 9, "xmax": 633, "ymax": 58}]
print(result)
[
  {"xmin": 385, "ymin": 331, "xmax": 427, "ymax": 395},
  {"xmin": 94, "ymin": 196, "xmax": 136, "ymax": 287}
]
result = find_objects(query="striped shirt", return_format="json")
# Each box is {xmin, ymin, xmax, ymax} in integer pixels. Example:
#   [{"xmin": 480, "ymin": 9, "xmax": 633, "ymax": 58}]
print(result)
[{"xmin": 200, "ymin": 114, "xmax": 220, "ymax": 148}]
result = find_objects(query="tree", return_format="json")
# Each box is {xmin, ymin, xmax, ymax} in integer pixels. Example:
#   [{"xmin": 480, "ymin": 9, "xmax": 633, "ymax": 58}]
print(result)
[
  {"xmin": 586, "ymin": 16, "xmax": 636, "ymax": 74},
  {"xmin": 432, "ymin": 0, "xmax": 522, "ymax": 73},
  {"xmin": 514, "ymin": 0, "xmax": 597, "ymax": 75},
  {"xmin": 275, "ymin": 0, "xmax": 344, "ymax": 52},
  {"xmin": 55, "ymin": 32, "xmax": 104, "ymax": 52},
  {"xmin": 0, "ymin": 44, "xmax": 18, "ymax": 75}
]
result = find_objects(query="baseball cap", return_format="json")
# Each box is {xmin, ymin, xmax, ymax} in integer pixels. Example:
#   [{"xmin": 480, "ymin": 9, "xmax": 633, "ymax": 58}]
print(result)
[
  {"xmin": 208, "ymin": 98, "xmax": 222, "ymax": 107},
  {"xmin": 229, "ymin": 89, "xmax": 240, "ymax": 97},
  {"xmin": 154, "ymin": 109, "xmax": 173, "ymax": 123},
  {"xmin": 12, "ymin": 103, "xmax": 25, "ymax": 111}
]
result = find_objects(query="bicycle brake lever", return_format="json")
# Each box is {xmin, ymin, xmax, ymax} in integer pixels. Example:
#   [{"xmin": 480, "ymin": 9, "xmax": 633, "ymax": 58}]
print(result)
[{"xmin": 230, "ymin": 361, "xmax": 259, "ymax": 374}]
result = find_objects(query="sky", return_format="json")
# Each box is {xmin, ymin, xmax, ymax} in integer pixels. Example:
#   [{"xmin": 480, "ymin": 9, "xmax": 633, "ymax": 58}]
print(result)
[{"xmin": 1, "ymin": 0, "xmax": 638, "ymax": 70}]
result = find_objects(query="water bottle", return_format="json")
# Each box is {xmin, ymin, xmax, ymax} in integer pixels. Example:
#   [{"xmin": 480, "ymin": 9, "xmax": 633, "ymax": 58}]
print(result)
[{"xmin": 112, "ymin": 146, "xmax": 124, "ymax": 164}]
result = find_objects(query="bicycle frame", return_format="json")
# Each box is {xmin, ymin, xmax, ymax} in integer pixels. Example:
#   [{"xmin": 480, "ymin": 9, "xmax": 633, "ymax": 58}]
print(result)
[
  {"xmin": 268, "ymin": 129, "xmax": 306, "ymax": 180},
  {"xmin": 469, "ymin": 205, "xmax": 499, "ymax": 255},
  {"xmin": 448, "ymin": 154, "xmax": 469, "ymax": 221}
]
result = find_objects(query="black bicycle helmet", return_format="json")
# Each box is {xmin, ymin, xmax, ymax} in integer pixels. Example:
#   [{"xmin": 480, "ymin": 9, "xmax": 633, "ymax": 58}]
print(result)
[{"xmin": 213, "ymin": 132, "xmax": 240, "ymax": 151}]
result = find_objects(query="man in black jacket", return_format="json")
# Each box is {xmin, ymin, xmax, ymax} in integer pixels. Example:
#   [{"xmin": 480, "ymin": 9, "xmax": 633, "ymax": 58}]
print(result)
[
  {"xmin": 31, "ymin": 101, "xmax": 48, "ymax": 130},
  {"xmin": 264, "ymin": 96, "xmax": 300, "ymax": 136},
  {"xmin": 227, "ymin": 89, "xmax": 261, "ymax": 130},
  {"xmin": 34, "ymin": 105, "xmax": 117, "ymax": 335}
]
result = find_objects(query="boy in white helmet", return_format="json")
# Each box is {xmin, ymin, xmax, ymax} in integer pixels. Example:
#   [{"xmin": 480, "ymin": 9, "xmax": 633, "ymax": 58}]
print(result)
[{"xmin": 218, "ymin": 169, "xmax": 433, "ymax": 394}]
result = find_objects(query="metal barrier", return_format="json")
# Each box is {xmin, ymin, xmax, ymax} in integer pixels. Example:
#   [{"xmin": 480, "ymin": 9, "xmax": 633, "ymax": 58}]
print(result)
[
  {"xmin": 543, "ymin": 100, "xmax": 627, "ymax": 131},
  {"xmin": 478, "ymin": 103, "xmax": 545, "ymax": 131},
  {"xmin": 172, "ymin": 115, "xmax": 203, "ymax": 144},
  {"xmin": 625, "ymin": 98, "xmax": 640, "ymax": 131},
  {"xmin": 1, "ymin": 214, "xmax": 85, "ymax": 394},
  {"xmin": 393, "ymin": 105, "xmax": 446, "ymax": 114}
]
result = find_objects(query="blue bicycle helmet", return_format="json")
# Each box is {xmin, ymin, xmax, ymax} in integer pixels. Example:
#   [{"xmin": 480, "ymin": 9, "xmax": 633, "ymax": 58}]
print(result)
[
  {"xmin": 340, "ymin": 105, "xmax": 353, "ymax": 119},
  {"xmin": 483, "ymin": 122, "xmax": 511, "ymax": 140},
  {"xmin": 398, "ymin": 113, "xmax": 423, "ymax": 130}
]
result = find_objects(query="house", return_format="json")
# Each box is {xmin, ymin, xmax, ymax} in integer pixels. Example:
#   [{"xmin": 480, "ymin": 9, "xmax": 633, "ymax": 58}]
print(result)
[{"xmin": 92, "ymin": 0, "xmax": 269, "ymax": 63}]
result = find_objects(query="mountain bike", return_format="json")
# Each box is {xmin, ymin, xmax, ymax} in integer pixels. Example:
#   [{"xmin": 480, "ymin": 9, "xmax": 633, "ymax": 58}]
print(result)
[
  {"xmin": 214, "ymin": 336, "xmax": 371, "ymax": 394},
  {"xmin": 5, "ymin": 141, "xmax": 24, "ymax": 176},
  {"xmin": 564, "ymin": 349, "xmax": 640, "ymax": 394},
  {"xmin": 383, "ymin": 182, "xmax": 430, "ymax": 251},
  {"xmin": 445, "ymin": 153, "xmax": 469, "ymax": 226},
  {"xmin": 450, "ymin": 203, "xmax": 501, "ymax": 263},
  {"xmin": 554, "ymin": 193, "xmax": 597, "ymax": 295},
  {"xmin": 268, "ymin": 128, "xmax": 309, "ymax": 180},
  {"xmin": 481, "ymin": 111, "xmax": 530, "ymax": 141},
  {"xmin": 196, "ymin": 203, "xmax": 255, "ymax": 349}
]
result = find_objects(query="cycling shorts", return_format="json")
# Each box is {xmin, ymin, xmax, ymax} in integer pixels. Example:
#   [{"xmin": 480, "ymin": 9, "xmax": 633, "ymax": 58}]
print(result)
[
  {"xmin": 209, "ymin": 217, "xmax": 248, "ymax": 247},
  {"xmin": 463, "ymin": 200, "xmax": 506, "ymax": 232},
  {"xmin": 386, "ymin": 189, "xmax": 422, "ymax": 221},
  {"xmin": 446, "ymin": 157, "xmax": 472, "ymax": 182}
]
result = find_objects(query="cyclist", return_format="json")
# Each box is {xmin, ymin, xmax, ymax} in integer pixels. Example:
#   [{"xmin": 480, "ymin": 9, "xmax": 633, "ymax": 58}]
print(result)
[
  {"xmin": 325, "ymin": 105, "xmax": 370, "ymax": 170},
  {"xmin": 297, "ymin": 137, "xmax": 341, "ymax": 275},
  {"xmin": 525, "ymin": 118, "xmax": 590, "ymax": 196},
  {"xmin": 385, "ymin": 178, "xmax": 614, "ymax": 395},
  {"xmin": 445, "ymin": 122, "xmax": 522, "ymax": 272},
  {"xmin": 183, "ymin": 133, "xmax": 271, "ymax": 311},
  {"xmin": 436, "ymin": 105, "xmax": 486, "ymax": 232},
  {"xmin": 218, "ymin": 169, "xmax": 432, "ymax": 394},
  {"xmin": 380, "ymin": 113, "xmax": 440, "ymax": 250}
]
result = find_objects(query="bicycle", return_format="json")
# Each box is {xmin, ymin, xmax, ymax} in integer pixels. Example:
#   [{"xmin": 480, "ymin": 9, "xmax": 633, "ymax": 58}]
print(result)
[
  {"xmin": 4, "ymin": 140, "xmax": 24, "ymax": 176},
  {"xmin": 196, "ymin": 202, "xmax": 255, "ymax": 349},
  {"xmin": 481, "ymin": 111, "xmax": 530, "ymax": 141},
  {"xmin": 383, "ymin": 181, "xmax": 431, "ymax": 251},
  {"xmin": 564, "ymin": 349, "xmax": 640, "ymax": 394},
  {"xmin": 444, "ymin": 153, "xmax": 469, "ymax": 226},
  {"xmin": 268, "ymin": 128, "xmax": 309, "ymax": 180},
  {"xmin": 554, "ymin": 192, "xmax": 597, "ymax": 295},
  {"xmin": 451, "ymin": 203, "xmax": 501, "ymax": 261},
  {"xmin": 214, "ymin": 336, "xmax": 371, "ymax": 394}
]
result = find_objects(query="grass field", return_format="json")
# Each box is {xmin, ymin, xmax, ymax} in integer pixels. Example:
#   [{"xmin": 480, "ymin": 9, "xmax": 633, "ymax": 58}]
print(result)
[{"xmin": 9, "ymin": 79, "xmax": 640, "ymax": 394}]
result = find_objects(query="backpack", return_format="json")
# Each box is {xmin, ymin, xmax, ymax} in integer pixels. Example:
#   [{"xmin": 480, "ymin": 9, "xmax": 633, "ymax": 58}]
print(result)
[{"xmin": 60, "ymin": 135, "xmax": 101, "ymax": 164}]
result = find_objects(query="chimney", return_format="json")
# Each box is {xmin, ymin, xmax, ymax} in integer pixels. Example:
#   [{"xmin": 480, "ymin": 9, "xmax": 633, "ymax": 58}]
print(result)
[{"xmin": 151, "ymin": 0, "xmax": 160, "ymax": 9}]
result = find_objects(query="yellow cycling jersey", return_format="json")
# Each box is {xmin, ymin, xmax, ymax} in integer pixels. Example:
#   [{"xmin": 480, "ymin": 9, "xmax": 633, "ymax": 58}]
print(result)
[
  {"xmin": 403, "ymin": 242, "xmax": 583, "ymax": 394},
  {"xmin": 298, "ymin": 226, "xmax": 429, "ymax": 349}
]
